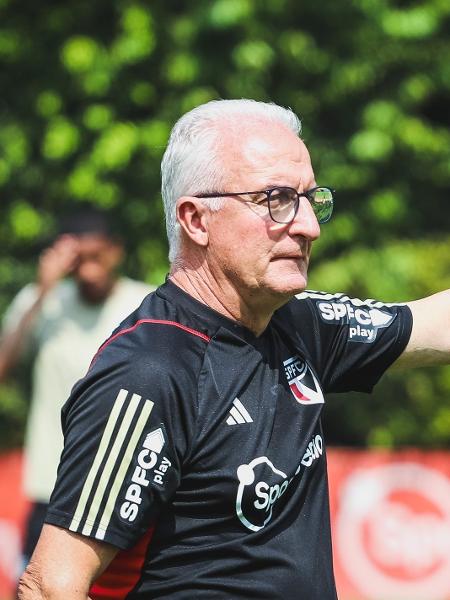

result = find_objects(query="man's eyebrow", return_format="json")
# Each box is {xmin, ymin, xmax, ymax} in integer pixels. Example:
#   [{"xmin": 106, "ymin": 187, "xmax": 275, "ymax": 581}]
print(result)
[{"xmin": 260, "ymin": 181, "xmax": 292, "ymax": 189}]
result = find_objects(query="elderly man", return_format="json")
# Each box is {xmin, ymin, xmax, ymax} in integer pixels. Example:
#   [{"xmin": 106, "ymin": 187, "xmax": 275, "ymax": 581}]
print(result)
[{"xmin": 18, "ymin": 100, "xmax": 449, "ymax": 600}]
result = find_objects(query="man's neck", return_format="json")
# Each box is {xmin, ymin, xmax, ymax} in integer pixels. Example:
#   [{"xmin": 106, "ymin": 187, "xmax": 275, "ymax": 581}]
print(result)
[{"xmin": 169, "ymin": 266, "xmax": 284, "ymax": 336}]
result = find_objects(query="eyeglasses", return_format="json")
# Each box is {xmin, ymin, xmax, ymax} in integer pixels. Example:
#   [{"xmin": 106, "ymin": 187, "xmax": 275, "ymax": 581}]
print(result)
[{"xmin": 194, "ymin": 186, "xmax": 334, "ymax": 224}]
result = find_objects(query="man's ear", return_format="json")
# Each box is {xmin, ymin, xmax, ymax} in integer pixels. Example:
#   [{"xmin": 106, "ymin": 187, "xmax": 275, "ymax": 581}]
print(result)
[{"xmin": 176, "ymin": 197, "xmax": 209, "ymax": 248}]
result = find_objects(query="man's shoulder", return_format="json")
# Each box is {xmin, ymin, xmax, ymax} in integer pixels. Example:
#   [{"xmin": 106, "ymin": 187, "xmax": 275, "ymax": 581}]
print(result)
[
  {"xmin": 79, "ymin": 292, "xmax": 209, "ymax": 415},
  {"xmin": 102, "ymin": 277, "xmax": 153, "ymax": 324},
  {"xmin": 274, "ymin": 290, "xmax": 320, "ymax": 320},
  {"xmin": 1, "ymin": 283, "xmax": 39, "ymax": 334},
  {"xmin": 116, "ymin": 277, "xmax": 154, "ymax": 297},
  {"xmin": 2, "ymin": 280, "xmax": 75, "ymax": 328},
  {"xmin": 277, "ymin": 289, "xmax": 371, "ymax": 319},
  {"xmin": 92, "ymin": 288, "xmax": 211, "ymax": 373}
]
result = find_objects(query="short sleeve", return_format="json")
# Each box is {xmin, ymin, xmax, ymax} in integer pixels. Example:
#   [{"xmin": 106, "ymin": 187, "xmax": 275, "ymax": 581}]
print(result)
[
  {"xmin": 279, "ymin": 291, "xmax": 413, "ymax": 394},
  {"xmin": 1, "ymin": 284, "xmax": 39, "ymax": 356},
  {"xmin": 45, "ymin": 324, "xmax": 200, "ymax": 550}
]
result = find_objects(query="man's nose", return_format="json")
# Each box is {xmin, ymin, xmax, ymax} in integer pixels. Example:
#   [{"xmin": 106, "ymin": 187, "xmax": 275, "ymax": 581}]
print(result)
[
  {"xmin": 76, "ymin": 261, "xmax": 102, "ymax": 283},
  {"xmin": 288, "ymin": 196, "xmax": 321, "ymax": 240}
]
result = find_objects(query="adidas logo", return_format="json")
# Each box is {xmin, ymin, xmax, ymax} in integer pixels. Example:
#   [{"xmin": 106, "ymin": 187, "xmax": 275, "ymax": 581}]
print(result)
[{"xmin": 226, "ymin": 398, "xmax": 253, "ymax": 425}]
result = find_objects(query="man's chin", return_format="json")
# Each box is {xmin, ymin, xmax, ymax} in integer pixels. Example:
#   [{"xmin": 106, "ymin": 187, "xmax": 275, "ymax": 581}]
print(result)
[
  {"xmin": 268, "ymin": 260, "xmax": 309, "ymax": 291},
  {"xmin": 266, "ymin": 273, "xmax": 308, "ymax": 300},
  {"xmin": 79, "ymin": 284, "xmax": 111, "ymax": 304}
]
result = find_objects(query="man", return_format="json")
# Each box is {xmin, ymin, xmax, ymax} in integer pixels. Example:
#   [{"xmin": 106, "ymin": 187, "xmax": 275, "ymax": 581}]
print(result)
[
  {"xmin": 0, "ymin": 207, "xmax": 150, "ymax": 567},
  {"xmin": 17, "ymin": 100, "xmax": 449, "ymax": 599}
]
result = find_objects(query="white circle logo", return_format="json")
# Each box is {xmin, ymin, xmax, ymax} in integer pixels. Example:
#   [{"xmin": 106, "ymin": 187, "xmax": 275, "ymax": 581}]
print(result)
[{"xmin": 335, "ymin": 462, "xmax": 450, "ymax": 599}]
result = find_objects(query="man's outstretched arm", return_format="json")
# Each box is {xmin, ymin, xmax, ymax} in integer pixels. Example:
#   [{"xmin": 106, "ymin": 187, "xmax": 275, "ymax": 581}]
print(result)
[
  {"xmin": 17, "ymin": 523, "xmax": 117, "ymax": 600},
  {"xmin": 394, "ymin": 289, "xmax": 450, "ymax": 369}
]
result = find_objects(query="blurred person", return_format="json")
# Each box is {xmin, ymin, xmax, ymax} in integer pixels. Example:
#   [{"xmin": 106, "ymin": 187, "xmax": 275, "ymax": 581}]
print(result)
[
  {"xmin": 17, "ymin": 100, "xmax": 450, "ymax": 600},
  {"xmin": 0, "ymin": 207, "xmax": 151, "ymax": 568}
]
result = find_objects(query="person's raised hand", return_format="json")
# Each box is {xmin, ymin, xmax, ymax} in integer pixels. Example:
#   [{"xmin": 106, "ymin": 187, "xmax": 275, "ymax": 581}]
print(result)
[{"xmin": 37, "ymin": 235, "xmax": 80, "ymax": 294}]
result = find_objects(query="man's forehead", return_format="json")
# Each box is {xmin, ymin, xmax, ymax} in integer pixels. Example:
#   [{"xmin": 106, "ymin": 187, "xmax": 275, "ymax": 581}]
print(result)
[
  {"xmin": 242, "ymin": 130, "xmax": 307, "ymax": 161},
  {"xmin": 219, "ymin": 120, "xmax": 312, "ymax": 186},
  {"xmin": 223, "ymin": 117, "xmax": 305, "ymax": 153},
  {"xmin": 77, "ymin": 234, "xmax": 118, "ymax": 252}
]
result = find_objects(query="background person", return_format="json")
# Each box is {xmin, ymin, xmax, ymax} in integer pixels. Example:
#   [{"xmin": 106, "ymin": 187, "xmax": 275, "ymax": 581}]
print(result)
[
  {"xmin": 17, "ymin": 100, "xmax": 450, "ymax": 600},
  {"xmin": 0, "ymin": 206, "xmax": 151, "ymax": 568}
]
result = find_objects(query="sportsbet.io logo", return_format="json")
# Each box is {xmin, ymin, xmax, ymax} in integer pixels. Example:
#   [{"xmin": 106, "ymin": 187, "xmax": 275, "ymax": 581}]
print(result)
[
  {"xmin": 235, "ymin": 435, "xmax": 323, "ymax": 532},
  {"xmin": 336, "ymin": 463, "xmax": 450, "ymax": 599}
]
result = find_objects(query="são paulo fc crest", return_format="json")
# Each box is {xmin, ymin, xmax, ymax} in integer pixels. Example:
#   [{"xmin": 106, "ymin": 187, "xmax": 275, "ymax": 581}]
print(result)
[{"xmin": 283, "ymin": 356, "xmax": 324, "ymax": 405}]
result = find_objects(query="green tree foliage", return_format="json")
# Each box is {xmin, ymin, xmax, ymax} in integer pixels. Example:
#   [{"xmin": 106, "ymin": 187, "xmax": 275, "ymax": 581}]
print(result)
[{"xmin": 0, "ymin": 0, "xmax": 449, "ymax": 449}]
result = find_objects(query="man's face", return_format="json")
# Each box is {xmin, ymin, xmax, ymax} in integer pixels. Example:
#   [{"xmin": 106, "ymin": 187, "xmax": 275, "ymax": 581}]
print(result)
[
  {"xmin": 72, "ymin": 235, "xmax": 123, "ymax": 303},
  {"xmin": 204, "ymin": 121, "xmax": 321, "ymax": 308}
]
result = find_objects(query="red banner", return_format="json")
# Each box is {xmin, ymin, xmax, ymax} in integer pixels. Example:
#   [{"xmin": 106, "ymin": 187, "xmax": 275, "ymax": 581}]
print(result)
[
  {"xmin": 1, "ymin": 449, "xmax": 449, "ymax": 599},
  {"xmin": 0, "ymin": 451, "xmax": 29, "ymax": 600},
  {"xmin": 329, "ymin": 450, "xmax": 450, "ymax": 600}
]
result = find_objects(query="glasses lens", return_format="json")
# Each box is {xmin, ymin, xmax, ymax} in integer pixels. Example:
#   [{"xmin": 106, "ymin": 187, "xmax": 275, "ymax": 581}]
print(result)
[
  {"xmin": 268, "ymin": 188, "xmax": 298, "ymax": 223},
  {"xmin": 311, "ymin": 187, "xmax": 333, "ymax": 224}
]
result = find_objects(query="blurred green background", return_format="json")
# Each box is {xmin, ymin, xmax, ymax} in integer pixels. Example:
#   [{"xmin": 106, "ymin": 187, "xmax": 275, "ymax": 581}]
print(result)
[{"xmin": 0, "ymin": 0, "xmax": 449, "ymax": 450}]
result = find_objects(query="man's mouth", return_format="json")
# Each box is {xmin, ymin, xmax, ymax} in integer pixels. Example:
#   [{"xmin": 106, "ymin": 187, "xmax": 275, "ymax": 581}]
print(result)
[{"xmin": 272, "ymin": 254, "xmax": 305, "ymax": 261}]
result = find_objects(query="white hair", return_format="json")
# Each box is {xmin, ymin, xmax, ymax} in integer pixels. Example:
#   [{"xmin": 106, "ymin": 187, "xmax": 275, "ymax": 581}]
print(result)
[{"xmin": 161, "ymin": 98, "xmax": 301, "ymax": 263}]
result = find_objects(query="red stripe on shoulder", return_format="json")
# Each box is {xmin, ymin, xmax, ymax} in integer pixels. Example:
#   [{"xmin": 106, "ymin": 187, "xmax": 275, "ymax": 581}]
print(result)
[
  {"xmin": 90, "ymin": 318, "xmax": 211, "ymax": 367},
  {"xmin": 90, "ymin": 527, "xmax": 154, "ymax": 600}
]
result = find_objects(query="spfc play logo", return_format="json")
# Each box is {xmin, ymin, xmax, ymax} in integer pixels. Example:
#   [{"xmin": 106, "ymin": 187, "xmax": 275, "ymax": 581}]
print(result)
[{"xmin": 283, "ymin": 356, "xmax": 324, "ymax": 405}]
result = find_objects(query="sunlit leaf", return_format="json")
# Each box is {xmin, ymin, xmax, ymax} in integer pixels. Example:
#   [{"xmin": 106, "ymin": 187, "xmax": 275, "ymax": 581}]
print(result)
[
  {"xmin": 61, "ymin": 35, "xmax": 99, "ymax": 72},
  {"xmin": 42, "ymin": 117, "xmax": 80, "ymax": 159}
]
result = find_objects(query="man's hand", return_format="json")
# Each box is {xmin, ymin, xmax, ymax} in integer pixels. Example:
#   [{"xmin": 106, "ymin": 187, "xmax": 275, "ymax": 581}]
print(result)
[{"xmin": 37, "ymin": 235, "xmax": 80, "ymax": 294}]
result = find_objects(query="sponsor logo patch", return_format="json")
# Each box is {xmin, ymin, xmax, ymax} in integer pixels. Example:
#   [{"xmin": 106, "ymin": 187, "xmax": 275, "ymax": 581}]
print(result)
[
  {"xmin": 235, "ymin": 434, "xmax": 323, "ymax": 531},
  {"xmin": 317, "ymin": 301, "xmax": 395, "ymax": 343},
  {"xmin": 120, "ymin": 426, "xmax": 172, "ymax": 523}
]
